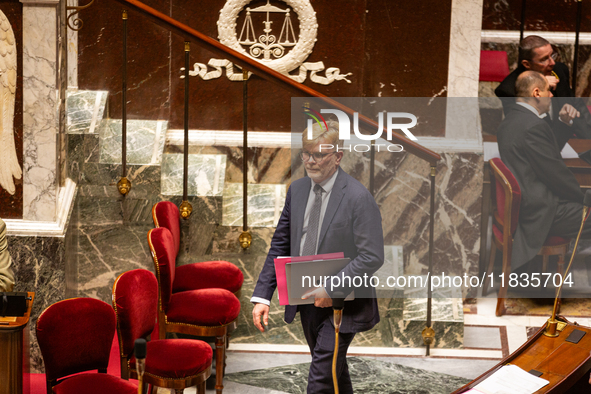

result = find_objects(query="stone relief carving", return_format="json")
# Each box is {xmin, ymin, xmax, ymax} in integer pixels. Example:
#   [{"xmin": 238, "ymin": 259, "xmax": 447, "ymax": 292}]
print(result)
[
  {"xmin": 185, "ymin": 0, "xmax": 351, "ymax": 85},
  {"xmin": 0, "ymin": 9, "xmax": 21, "ymax": 195}
]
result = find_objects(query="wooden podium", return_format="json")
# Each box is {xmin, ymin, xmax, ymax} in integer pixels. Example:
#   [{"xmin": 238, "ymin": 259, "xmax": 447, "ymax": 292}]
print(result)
[
  {"xmin": 0, "ymin": 292, "xmax": 34, "ymax": 394},
  {"xmin": 452, "ymin": 316, "xmax": 591, "ymax": 393}
]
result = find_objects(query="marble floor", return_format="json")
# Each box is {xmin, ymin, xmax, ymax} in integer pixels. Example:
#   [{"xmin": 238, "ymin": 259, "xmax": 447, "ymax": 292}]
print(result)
[{"xmin": 152, "ymin": 296, "xmax": 579, "ymax": 393}]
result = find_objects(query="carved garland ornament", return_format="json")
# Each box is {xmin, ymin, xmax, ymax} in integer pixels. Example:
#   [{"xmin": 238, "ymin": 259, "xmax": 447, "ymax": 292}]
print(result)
[{"xmin": 187, "ymin": 0, "xmax": 351, "ymax": 85}]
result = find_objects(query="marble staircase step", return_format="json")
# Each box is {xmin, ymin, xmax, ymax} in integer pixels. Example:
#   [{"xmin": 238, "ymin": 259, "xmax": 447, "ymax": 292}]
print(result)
[
  {"xmin": 160, "ymin": 153, "xmax": 227, "ymax": 197},
  {"xmin": 395, "ymin": 282, "xmax": 464, "ymax": 348},
  {"xmin": 221, "ymin": 183, "xmax": 286, "ymax": 228},
  {"xmin": 98, "ymin": 119, "xmax": 168, "ymax": 166},
  {"xmin": 66, "ymin": 89, "xmax": 109, "ymax": 134}
]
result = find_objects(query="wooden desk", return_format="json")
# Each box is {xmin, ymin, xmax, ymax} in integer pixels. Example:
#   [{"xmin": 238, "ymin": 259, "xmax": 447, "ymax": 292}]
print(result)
[
  {"xmin": 452, "ymin": 318, "xmax": 591, "ymax": 393},
  {"xmin": 0, "ymin": 292, "xmax": 34, "ymax": 394}
]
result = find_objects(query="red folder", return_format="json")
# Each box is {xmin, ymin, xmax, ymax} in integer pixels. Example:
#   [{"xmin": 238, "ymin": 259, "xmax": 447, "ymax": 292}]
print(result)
[{"xmin": 274, "ymin": 252, "xmax": 344, "ymax": 306}]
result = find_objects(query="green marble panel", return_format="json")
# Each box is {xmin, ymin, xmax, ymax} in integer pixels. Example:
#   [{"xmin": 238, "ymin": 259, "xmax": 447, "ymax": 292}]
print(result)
[
  {"xmin": 99, "ymin": 119, "xmax": 168, "ymax": 165},
  {"xmin": 161, "ymin": 153, "xmax": 227, "ymax": 196},
  {"xmin": 226, "ymin": 357, "xmax": 469, "ymax": 394},
  {"xmin": 222, "ymin": 183, "xmax": 286, "ymax": 227},
  {"xmin": 66, "ymin": 90, "xmax": 108, "ymax": 134}
]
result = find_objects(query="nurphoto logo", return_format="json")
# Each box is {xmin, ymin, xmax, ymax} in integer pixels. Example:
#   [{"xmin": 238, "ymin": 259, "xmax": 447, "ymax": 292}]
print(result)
[{"xmin": 305, "ymin": 108, "xmax": 418, "ymax": 153}]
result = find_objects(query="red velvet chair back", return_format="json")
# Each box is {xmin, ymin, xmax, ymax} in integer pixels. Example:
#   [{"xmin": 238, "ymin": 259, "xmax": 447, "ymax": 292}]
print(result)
[
  {"xmin": 490, "ymin": 158, "xmax": 521, "ymax": 236},
  {"xmin": 152, "ymin": 201, "xmax": 181, "ymax": 256},
  {"xmin": 36, "ymin": 298, "xmax": 116, "ymax": 382},
  {"xmin": 479, "ymin": 50, "xmax": 510, "ymax": 82},
  {"xmin": 147, "ymin": 227, "xmax": 176, "ymax": 311},
  {"xmin": 112, "ymin": 269, "xmax": 158, "ymax": 357}
]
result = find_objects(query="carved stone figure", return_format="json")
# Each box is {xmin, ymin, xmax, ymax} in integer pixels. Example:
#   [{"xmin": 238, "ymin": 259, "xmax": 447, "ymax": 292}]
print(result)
[{"xmin": 0, "ymin": 9, "xmax": 20, "ymax": 195}]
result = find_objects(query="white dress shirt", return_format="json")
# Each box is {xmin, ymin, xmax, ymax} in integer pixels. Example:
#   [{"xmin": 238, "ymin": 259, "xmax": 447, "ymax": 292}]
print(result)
[{"xmin": 250, "ymin": 169, "xmax": 340, "ymax": 306}]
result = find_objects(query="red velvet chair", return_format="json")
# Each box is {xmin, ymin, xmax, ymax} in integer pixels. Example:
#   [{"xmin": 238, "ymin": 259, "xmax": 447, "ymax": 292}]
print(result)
[
  {"xmin": 36, "ymin": 298, "xmax": 137, "ymax": 394},
  {"xmin": 148, "ymin": 227, "xmax": 241, "ymax": 394},
  {"xmin": 479, "ymin": 50, "xmax": 510, "ymax": 82},
  {"xmin": 112, "ymin": 269, "xmax": 213, "ymax": 394},
  {"xmin": 152, "ymin": 201, "xmax": 244, "ymax": 297},
  {"xmin": 483, "ymin": 158, "xmax": 570, "ymax": 316}
]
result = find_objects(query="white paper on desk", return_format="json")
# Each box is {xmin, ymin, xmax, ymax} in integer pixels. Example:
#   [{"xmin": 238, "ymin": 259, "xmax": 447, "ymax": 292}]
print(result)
[
  {"xmin": 483, "ymin": 142, "xmax": 500, "ymax": 162},
  {"xmin": 473, "ymin": 365, "xmax": 549, "ymax": 394},
  {"xmin": 561, "ymin": 142, "xmax": 578, "ymax": 159}
]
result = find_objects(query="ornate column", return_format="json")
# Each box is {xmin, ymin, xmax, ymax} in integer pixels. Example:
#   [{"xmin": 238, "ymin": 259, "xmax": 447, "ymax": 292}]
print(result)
[{"xmin": 20, "ymin": 0, "xmax": 61, "ymax": 222}]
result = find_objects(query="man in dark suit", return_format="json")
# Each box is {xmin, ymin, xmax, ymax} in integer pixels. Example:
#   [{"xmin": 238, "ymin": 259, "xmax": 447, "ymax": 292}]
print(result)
[
  {"xmin": 495, "ymin": 35, "xmax": 591, "ymax": 148},
  {"xmin": 251, "ymin": 121, "xmax": 384, "ymax": 393},
  {"xmin": 498, "ymin": 71, "xmax": 584, "ymax": 272}
]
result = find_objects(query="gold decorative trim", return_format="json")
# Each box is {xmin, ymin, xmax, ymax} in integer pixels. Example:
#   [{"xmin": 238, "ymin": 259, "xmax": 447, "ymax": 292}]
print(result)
[
  {"xmin": 239, "ymin": 230, "xmax": 252, "ymax": 249},
  {"xmin": 422, "ymin": 326, "xmax": 435, "ymax": 346},
  {"xmin": 66, "ymin": 0, "xmax": 95, "ymax": 31},
  {"xmin": 117, "ymin": 177, "xmax": 131, "ymax": 195},
  {"xmin": 179, "ymin": 200, "xmax": 192, "ymax": 219}
]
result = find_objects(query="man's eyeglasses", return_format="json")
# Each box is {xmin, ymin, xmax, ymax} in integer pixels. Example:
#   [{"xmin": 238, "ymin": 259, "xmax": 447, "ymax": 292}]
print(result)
[
  {"xmin": 299, "ymin": 151, "xmax": 336, "ymax": 162},
  {"xmin": 532, "ymin": 52, "xmax": 558, "ymax": 64}
]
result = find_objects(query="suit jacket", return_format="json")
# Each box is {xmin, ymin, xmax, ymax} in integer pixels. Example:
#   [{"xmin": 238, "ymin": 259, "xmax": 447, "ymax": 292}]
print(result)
[
  {"xmin": 495, "ymin": 62, "xmax": 591, "ymax": 148},
  {"xmin": 497, "ymin": 105, "xmax": 584, "ymax": 269},
  {"xmin": 0, "ymin": 219, "xmax": 15, "ymax": 292},
  {"xmin": 252, "ymin": 167, "xmax": 384, "ymax": 334}
]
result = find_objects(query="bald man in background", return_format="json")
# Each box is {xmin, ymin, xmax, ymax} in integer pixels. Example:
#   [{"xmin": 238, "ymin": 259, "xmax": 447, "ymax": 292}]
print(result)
[{"xmin": 0, "ymin": 218, "xmax": 15, "ymax": 292}]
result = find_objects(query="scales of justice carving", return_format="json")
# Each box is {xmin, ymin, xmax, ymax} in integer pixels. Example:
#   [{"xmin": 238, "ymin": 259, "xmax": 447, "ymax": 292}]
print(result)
[
  {"xmin": 186, "ymin": 0, "xmax": 352, "ymax": 85},
  {"xmin": 0, "ymin": 9, "xmax": 21, "ymax": 196}
]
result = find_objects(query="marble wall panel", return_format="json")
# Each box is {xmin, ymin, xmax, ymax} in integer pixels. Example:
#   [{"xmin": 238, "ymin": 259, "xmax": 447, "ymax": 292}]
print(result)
[
  {"xmin": 362, "ymin": 0, "xmax": 452, "ymax": 101},
  {"xmin": 0, "ymin": 0, "xmax": 23, "ymax": 219},
  {"xmin": 374, "ymin": 152, "xmax": 483, "ymax": 284},
  {"xmin": 77, "ymin": 0, "xmax": 171, "ymax": 121},
  {"xmin": 169, "ymin": 0, "xmax": 365, "ymax": 131},
  {"xmin": 8, "ymin": 234, "xmax": 65, "ymax": 373},
  {"xmin": 78, "ymin": 0, "xmax": 454, "ymax": 132},
  {"xmin": 22, "ymin": 4, "xmax": 58, "ymax": 221},
  {"xmin": 483, "ymin": 0, "xmax": 591, "ymax": 32}
]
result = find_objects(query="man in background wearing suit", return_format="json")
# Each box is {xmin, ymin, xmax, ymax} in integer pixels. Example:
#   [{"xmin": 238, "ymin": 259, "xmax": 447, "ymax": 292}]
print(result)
[
  {"xmin": 251, "ymin": 121, "xmax": 384, "ymax": 393},
  {"xmin": 495, "ymin": 35, "xmax": 591, "ymax": 148},
  {"xmin": 0, "ymin": 218, "xmax": 15, "ymax": 292},
  {"xmin": 498, "ymin": 71, "xmax": 585, "ymax": 272}
]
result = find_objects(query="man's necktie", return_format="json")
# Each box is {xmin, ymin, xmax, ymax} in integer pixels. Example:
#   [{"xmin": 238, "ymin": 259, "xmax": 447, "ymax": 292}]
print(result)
[{"xmin": 302, "ymin": 184, "xmax": 325, "ymax": 256}]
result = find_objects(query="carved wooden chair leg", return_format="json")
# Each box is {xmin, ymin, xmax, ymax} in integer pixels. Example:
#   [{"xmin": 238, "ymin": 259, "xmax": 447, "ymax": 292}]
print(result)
[
  {"xmin": 175, "ymin": 389, "xmax": 184, "ymax": 394},
  {"xmin": 483, "ymin": 244, "xmax": 497, "ymax": 296},
  {"xmin": 197, "ymin": 381, "xmax": 206, "ymax": 394},
  {"xmin": 542, "ymin": 255, "xmax": 549, "ymax": 274},
  {"xmin": 215, "ymin": 334, "xmax": 227, "ymax": 394},
  {"xmin": 496, "ymin": 271, "xmax": 510, "ymax": 316}
]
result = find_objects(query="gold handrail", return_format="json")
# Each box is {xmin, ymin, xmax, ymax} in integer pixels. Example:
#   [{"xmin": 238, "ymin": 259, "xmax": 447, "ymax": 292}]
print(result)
[{"xmin": 110, "ymin": 0, "xmax": 441, "ymax": 166}]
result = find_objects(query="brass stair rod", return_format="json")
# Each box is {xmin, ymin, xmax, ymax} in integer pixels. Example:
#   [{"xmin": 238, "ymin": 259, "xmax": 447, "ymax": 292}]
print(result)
[
  {"xmin": 118, "ymin": 10, "xmax": 131, "ymax": 195},
  {"xmin": 239, "ymin": 69, "xmax": 251, "ymax": 249},
  {"xmin": 519, "ymin": 0, "xmax": 526, "ymax": 42},
  {"xmin": 422, "ymin": 166, "xmax": 437, "ymax": 356},
  {"xmin": 179, "ymin": 42, "xmax": 192, "ymax": 219},
  {"xmin": 573, "ymin": 0, "xmax": 583, "ymax": 93},
  {"xmin": 369, "ymin": 139, "xmax": 375, "ymax": 197}
]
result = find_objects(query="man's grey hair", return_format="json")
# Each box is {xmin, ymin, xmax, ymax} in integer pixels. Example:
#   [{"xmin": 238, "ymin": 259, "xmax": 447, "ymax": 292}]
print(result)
[
  {"xmin": 519, "ymin": 35, "xmax": 550, "ymax": 63},
  {"xmin": 302, "ymin": 120, "xmax": 343, "ymax": 150}
]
